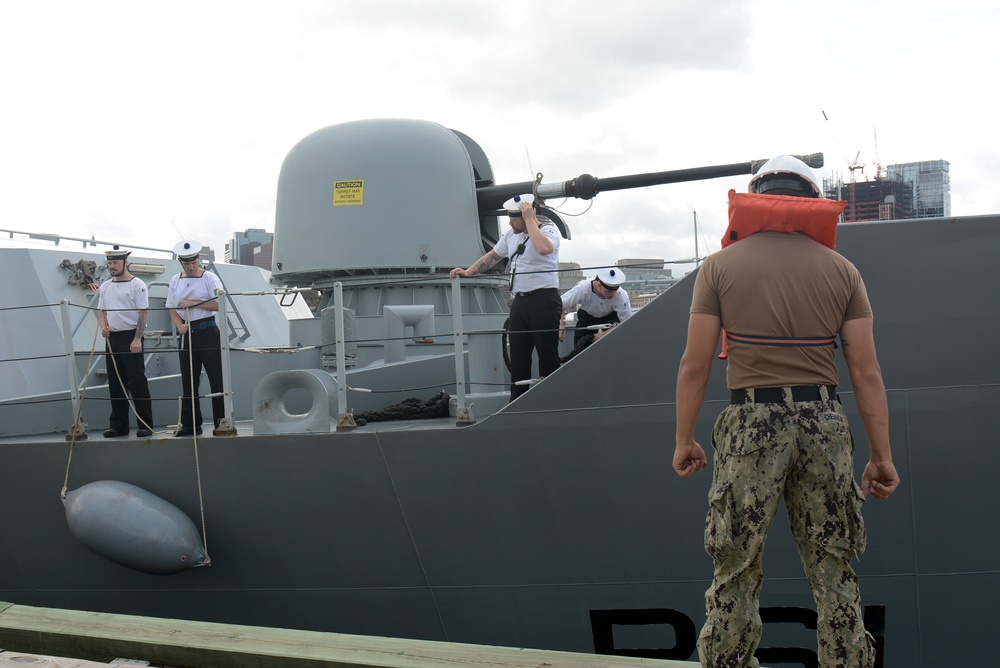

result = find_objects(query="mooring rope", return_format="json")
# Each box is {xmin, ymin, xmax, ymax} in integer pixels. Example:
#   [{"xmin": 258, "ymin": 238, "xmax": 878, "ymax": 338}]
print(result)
[
  {"xmin": 351, "ymin": 391, "xmax": 450, "ymax": 426},
  {"xmin": 61, "ymin": 318, "xmax": 102, "ymax": 498},
  {"xmin": 181, "ymin": 306, "xmax": 211, "ymax": 563}
]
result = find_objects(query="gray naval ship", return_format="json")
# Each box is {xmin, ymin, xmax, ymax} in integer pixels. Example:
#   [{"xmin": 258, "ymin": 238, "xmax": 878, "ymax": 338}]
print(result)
[{"xmin": 0, "ymin": 119, "xmax": 997, "ymax": 667}]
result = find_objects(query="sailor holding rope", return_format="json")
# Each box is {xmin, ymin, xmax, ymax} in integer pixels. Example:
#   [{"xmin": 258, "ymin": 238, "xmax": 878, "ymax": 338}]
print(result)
[
  {"xmin": 97, "ymin": 245, "xmax": 153, "ymax": 438},
  {"xmin": 166, "ymin": 240, "xmax": 224, "ymax": 437}
]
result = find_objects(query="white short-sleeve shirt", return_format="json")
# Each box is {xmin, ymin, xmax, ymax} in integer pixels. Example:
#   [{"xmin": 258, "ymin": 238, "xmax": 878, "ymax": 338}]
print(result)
[
  {"xmin": 98, "ymin": 277, "xmax": 149, "ymax": 331},
  {"xmin": 166, "ymin": 270, "xmax": 223, "ymax": 321},
  {"xmin": 493, "ymin": 221, "xmax": 561, "ymax": 292}
]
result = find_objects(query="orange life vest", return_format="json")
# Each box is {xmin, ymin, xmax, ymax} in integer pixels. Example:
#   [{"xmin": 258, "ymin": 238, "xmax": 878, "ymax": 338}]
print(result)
[
  {"xmin": 721, "ymin": 190, "xmax": 846, "ymax": 249},
  {"xmin": 716, "ymin": 191, "xmax": 847, "ymax": 359}
]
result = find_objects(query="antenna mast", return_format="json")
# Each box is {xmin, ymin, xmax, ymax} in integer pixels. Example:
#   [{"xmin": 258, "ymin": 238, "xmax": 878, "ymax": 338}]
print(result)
[
  {"xmin": 873, "ymin": 126, "xmax": 883, "ymax": 180},
  {"xmin": 693, "ymin": 211, "xmax": 701, "ymax": 266}
]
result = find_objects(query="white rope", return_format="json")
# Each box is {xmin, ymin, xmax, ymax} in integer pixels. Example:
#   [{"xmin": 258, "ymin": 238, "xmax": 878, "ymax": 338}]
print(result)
[
  {"xmin": 107, "ymin": 334, "xmax": 158, "ymax": 434},
  {"xmin": 182, "ymin": 306, "xmax": 211, "ymax": 560},
  {"xmin": 61, "ymin": 319, "xmax": 101, "ymax": 497}
]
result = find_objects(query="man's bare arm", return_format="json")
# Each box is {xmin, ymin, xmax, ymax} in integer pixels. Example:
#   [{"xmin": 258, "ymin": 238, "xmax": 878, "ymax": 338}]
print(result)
[
  {"xmin": 135, "ymin": 310, "xmax": 148, "ymax": 339},
  {"xmin": 450, "ymin": 250, "xmax": 503, "ymax": 278},
  {"xmin": 522, "ymin": 203, "xmax": 554, "ymax": 255},
  {"xmin": 840, "ymin": 317, "xmax": 891, "ymax": 461},
  {"xmin": 840, "ymin": 316, "xmax": 899, "ymax": 498},
  {"xmin": 673, "ymin": 313, "xmax": 720, "ymax": 477}
]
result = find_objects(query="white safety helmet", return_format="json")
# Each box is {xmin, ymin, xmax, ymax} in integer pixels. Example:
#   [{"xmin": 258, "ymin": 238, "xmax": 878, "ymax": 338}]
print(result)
[
  {"xmin": 748, "ymin": 155, "xmax": 822, "ymax": 198},
  {"xmin": 596, "ymin": 267, "xmax": 626, "ymax": 288}
]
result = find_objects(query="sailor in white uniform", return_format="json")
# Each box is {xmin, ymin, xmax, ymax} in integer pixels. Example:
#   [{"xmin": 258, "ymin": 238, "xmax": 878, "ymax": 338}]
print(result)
[
  {"xmin": 165, "ymin": 240, "xmax": 225, "ymax": 436},
  {"xmin": 97, "ymin": 245, "xmax": 153, "ymax": 437},
  {"xmin": 559, "ymin": 267, "xmax": 632, "ymax": 359},
  {"xmin": 450, "ymin": 193, "xmax": 562, "ymax": 400}
]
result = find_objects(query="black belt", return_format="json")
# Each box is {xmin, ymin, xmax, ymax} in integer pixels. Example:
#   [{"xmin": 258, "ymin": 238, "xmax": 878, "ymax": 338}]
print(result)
[
  {"xmin": 513, "ymin": 287, "xmax": 557, "ymax": 298},
  {"xmin": 731, "ymin": 385, "xmax": 837, "ymax": 404},
  {"xmin": 185, "ymin": 317, "xmax": 216, "ymax": 332}
]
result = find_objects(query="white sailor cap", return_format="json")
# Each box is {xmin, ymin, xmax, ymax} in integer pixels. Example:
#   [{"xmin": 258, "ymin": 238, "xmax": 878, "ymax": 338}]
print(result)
[
  {"xmin": 105, "ymin": 245, "xmax": 132, "ymax": 261},
  {"xmin": 502, "ymin": 193, "xmax": 535, "ymax": 215},
  {"xmin": 596, "ymin": 266, "xmax": 627, "ymax": 288},
  {"xmin": 173, "ymin": 239, "xmax": 202, "ymax": 261}
]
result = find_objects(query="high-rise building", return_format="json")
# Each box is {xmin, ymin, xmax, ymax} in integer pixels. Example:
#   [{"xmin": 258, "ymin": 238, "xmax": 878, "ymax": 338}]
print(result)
[
  {"xmin": 887, "ymin": 160, "xmax": 951, "ymax": 219},
  {"xmin": 252, "ymin": 242, "xmax": 274, "ymax": 271},
  {"xmin": 823, "ymin": 160, "xmax": 950, "ymax": 222},
  {"xmin": 226, "ymin": 229, "xmax": 273, "ymax": 265}
]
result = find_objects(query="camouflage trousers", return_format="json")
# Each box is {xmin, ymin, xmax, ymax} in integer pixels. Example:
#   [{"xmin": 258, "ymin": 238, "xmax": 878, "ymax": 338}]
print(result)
[{"xmin": 698, "ymin": 388, "xmax": 875, "ymax": 668}]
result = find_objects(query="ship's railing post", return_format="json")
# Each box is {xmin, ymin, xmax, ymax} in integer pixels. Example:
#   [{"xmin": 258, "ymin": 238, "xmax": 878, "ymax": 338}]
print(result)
[
  {"xmin": 334, "ymin": 281, "xmax": 357, "ymax": 431},
  {"xmin": 213, "ymin": 291, "xmax": 237, "ymax": 436},
  {"xmin": 60, "ymin": 299, "xmax": 87, "ymax": 440},
  {"xmin": 70, "ymin": 289, "xmax": 100, "ymax": 338},
  {"xmin": 451, "ymin": 277, "xmax": 475, "ymax": 425}
]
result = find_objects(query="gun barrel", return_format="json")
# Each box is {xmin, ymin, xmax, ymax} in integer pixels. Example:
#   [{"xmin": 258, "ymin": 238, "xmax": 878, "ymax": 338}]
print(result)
[{"xmin": 476, "ymin": 153, "xmax": 823, "ymax": 212}]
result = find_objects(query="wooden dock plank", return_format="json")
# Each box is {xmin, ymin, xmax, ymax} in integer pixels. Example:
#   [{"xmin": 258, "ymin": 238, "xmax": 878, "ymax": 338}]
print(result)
[
  {"xmin": 0, "ymin": 648, "xmax": 118, "ymax": 667},
  {"xmin": 0, "ymin": 602, "xmax": 698, "ymax": 668}
]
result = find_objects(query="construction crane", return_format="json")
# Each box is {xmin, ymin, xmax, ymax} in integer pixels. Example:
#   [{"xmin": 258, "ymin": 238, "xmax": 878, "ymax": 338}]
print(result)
[
  {"xmin": 847, "ymin": 150, "xmax": 865, "ymax": 222},
  {"xmin": 873, "ymin": 127, "xmax": 882, "ymax": 180},
  {"xmin": 822, "ymin": 110, "xmax": 864, "ymax": 219},
  {"xmin": 872, "ymin": 127, "xmax": 896, "ymax": 220}
]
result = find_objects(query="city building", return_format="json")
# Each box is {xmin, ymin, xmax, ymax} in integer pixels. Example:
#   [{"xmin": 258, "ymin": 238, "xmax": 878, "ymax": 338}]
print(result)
[
  {"xmin": 226, "ymin": 229, "xmax": 274, "ymax": 267},
  {"xmin": 887, "ymin": 160, "xmax": 951, "ymax": 219},
  {"xmin": 823, "ymin": 159, "xmax": 950, "ymax": 223},
  {"xmin": 616, "ymin": 258, "xmax": 680, "ymax": 308},
  {"xmin": 252, "ymin": 242, "xmax": 274, "ymax": 271},
  {"xmin": 558, "ymin": 262, "xmax": 585, "ymax": 292}
]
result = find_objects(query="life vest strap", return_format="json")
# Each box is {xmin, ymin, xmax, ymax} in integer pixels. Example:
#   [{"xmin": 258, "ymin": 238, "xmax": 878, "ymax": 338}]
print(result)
[{"xmin": 725, "ymin": 331, "xmax": 837, "ymax": 347}]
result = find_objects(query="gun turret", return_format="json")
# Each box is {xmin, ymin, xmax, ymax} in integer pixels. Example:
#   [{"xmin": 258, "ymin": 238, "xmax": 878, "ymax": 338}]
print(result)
[{"xmin": 271, "ymin": 119, "xmax": 823, "ymax": 282}]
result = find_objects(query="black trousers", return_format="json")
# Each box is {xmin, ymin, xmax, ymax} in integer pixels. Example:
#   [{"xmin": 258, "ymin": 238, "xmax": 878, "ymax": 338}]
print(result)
[
  {"xmin": 106, "ymin": 330, "xmax": 153, "ymax": 433},
  {"xmin": 177, "ymin": 325, "xmax": 225, "ymax": 430},
  {"xmin": 573, "ymin": 308, "xmax": 621, "ymax": 346},
  {"xmin": 508, "ymin": 288, "xmax": 562, "ymax": 401}
]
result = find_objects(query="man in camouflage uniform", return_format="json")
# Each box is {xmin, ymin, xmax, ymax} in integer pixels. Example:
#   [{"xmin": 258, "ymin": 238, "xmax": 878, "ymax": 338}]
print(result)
[{"xmin": 672, "ymin": 155, "xmax": 900, "ymax": 667}]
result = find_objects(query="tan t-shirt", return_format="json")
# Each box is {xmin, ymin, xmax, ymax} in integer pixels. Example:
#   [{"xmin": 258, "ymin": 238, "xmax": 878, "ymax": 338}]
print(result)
[{"xmin": 691, "ymin": 232, "xmax": 873, "ymax": 389}]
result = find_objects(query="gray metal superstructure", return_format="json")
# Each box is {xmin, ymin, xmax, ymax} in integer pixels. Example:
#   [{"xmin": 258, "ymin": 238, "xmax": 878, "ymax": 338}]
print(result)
[{"xmin": 1, "ymin": 119, "xmax": 997, "ymax": 667}]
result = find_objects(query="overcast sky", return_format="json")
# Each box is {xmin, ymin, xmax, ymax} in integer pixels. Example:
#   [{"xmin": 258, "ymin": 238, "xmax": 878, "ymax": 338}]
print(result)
[{"xmin": 2, "ymin": 0, "xmax": 997, "ymax": 273}]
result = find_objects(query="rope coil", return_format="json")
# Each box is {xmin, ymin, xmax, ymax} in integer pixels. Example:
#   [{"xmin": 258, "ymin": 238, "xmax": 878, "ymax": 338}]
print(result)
[{"xmin": 351, "ymin": 392, "xmax": 450, "ymax": 427}]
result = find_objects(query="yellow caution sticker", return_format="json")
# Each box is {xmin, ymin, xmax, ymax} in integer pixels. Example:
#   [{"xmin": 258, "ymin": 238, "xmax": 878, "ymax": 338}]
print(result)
[{"xmin": 333, "ymin": 180, "xmax": 364, "ymax": 206}]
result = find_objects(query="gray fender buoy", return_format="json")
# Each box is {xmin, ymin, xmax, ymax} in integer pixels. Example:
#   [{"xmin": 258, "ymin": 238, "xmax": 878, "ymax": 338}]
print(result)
[{"xmin": 63, "ymin": 480, "xmax": 209, "ymax": 575}]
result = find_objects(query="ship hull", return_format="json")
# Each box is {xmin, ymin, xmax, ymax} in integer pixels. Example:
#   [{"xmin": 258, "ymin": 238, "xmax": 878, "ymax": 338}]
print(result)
[{"xmin": 2, "ymin": 214, "xmax": 999, "ymax": 667}]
